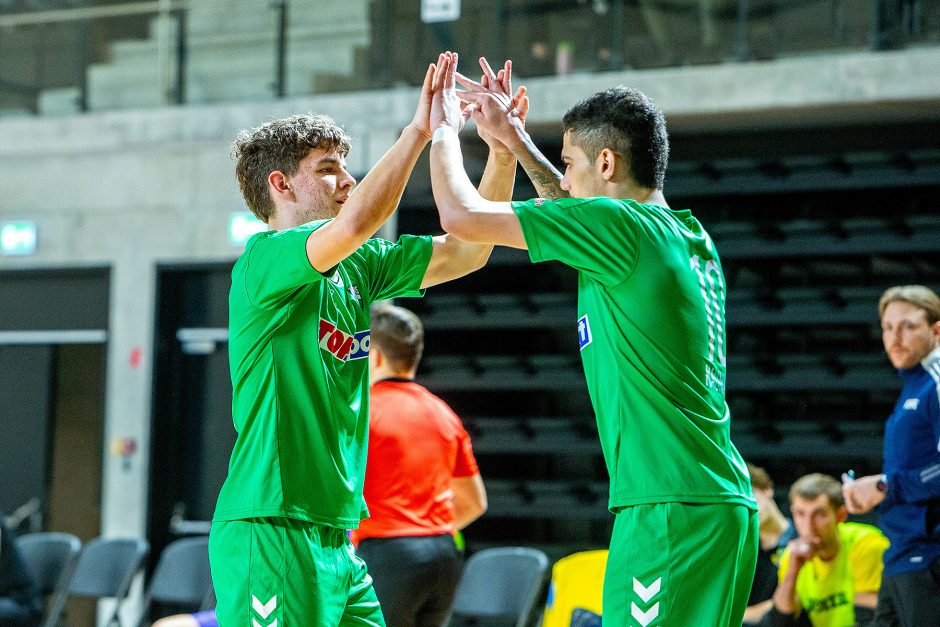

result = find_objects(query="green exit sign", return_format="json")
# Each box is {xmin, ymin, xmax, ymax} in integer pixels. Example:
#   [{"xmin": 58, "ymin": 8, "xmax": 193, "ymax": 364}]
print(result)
[
  {"xmin": 228, "ymin": 212, "xmax": 266, "ymax": 246},
  {"xmin": 0, "ymin": 221, "xmax": 37, "ymax": 255}
]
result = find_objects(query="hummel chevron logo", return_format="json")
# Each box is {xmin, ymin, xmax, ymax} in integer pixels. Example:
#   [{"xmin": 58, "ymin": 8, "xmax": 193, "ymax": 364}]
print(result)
[
  {"xmin": 633, "ymin": 577, "xmax": 661, "ymax": 603},
  {"xmin": 252, "ymin": 620, "xmax": 277, "ymax": 627},
  {"xmin": 631, "ymin": 601, "xmax": 660, "ymax": 626},
  {"xmin": 252, "ymin": 595, "xmax": 277, "ymax": 619}
]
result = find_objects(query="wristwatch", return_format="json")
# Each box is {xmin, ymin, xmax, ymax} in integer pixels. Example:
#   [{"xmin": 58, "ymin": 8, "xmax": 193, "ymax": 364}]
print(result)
[{"xmin": 876, "ymin": 474, "xmax": 889, "ymax": 493}]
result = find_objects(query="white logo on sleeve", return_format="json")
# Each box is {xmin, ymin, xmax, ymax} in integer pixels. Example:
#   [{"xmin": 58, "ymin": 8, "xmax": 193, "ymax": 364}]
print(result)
[
  {"xmin": 903, "ymin": 398, "xmax": 919, "ymax": 411},
  {"xmin": 578, "ymin": 315, "xmax": 592, "ymax": 350}
]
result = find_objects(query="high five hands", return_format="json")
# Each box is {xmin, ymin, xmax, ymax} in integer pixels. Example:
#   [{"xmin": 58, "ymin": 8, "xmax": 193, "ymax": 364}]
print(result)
[{"xmin": 429, "ymin": 51, "xmax": 528, "ymax": 148}]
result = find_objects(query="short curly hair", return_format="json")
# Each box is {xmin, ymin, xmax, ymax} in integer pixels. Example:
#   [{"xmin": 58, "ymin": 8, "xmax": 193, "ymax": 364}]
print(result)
[
  {"xmin": 233, "ymin": 114, "xmax": 351, "ymax": 222},
  {"xmin": 562, "ymin": 87, "xmax": 669, "ymax": 190}
]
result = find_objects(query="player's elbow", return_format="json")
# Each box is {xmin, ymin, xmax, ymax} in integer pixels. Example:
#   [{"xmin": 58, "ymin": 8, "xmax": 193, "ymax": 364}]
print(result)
[
  {"xmin": 440, "ymin": 208, "xmax": 485, "ymax": 244},
  {"xmin": 438, "ymin": 206, "xmax": 469, "ymax": 239}
]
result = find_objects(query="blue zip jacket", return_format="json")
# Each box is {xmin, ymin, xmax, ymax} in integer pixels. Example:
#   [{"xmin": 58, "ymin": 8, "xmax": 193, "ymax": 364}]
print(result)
[{"xmin": 878, "ymin": 346, "xmax": 940, "ymax": 576}]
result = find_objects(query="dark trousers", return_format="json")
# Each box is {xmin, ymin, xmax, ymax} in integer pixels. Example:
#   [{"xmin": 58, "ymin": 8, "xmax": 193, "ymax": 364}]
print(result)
[
  {"xmin": 874, "ymin": 557, "xmax": 940, "ymax": 627},
  {"xmin": 357, "ymin": 534, "xmax": 462, "ymax": 627}
]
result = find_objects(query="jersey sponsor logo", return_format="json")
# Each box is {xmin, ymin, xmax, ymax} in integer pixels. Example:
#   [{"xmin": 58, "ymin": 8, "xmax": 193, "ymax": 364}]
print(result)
[
  {"xmin": 903, "ymin": 398, "xmax": 920, "ymax": 410},
  {"xmin": 805, "ymin": 590, "xmax": 849, "ymax": 615},
  {"xmin": 631, "ymin": 577, "xmax": 661, "ymax": 626},
  {"xmin": 534, "ymin": 198, "xmax": 547, "ymax": 206},
  {"xmin": 578, "ymin": 314, "xmax": 592, "ymax": 350},
  {"xmin": 348, "ymin": 284, "xmax": 361, "ymax": 303},
  {"xmin": 318, "ymin": 319, "xmax": 370, "ymax": 362}
]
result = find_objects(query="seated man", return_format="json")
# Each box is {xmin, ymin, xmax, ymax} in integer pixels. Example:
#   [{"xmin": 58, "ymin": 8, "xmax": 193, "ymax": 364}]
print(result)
[
  {"xmin": 0, "ymin": 515, "xmax": 42, "ymax": 627},
  {"xmin": 744, "ymin": 463, "xmax": 797, "ymax": 626},
  {"xmin": 768, "ymin": 473, "xmax": 889, "ymax": 626}
]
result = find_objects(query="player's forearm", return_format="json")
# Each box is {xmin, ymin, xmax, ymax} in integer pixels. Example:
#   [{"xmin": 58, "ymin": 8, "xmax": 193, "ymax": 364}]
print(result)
[
  {"xmin": 505, "ymin": 128, "xmax": 566, "ymax": 200},
  {"xmin": 453, "ymin": 148, "xmax": 515, "ymax": 264},
  {"xmin": 743, "ymin": 600, "xmax": 773, "ymax": 624},
  {"xmin": 479, "ymin": 148, "xmax": 517, "ymax": 202},
  {"xmin": 431, "ymin": 131, "xmax": 491, "ymax": 241},
  {"xmin": 336, "ymin": 124, "xmax": 428, "ymax": 237},
  {"xmin": 772, "ymin": 571, "xmax": 801, "ymax": 615}
]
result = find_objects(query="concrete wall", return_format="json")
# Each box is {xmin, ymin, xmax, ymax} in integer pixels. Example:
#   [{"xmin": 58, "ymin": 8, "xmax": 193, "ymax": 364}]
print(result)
[{"xmin": 1, "ymin": 46, "xmax": 939, "ymax": 622}]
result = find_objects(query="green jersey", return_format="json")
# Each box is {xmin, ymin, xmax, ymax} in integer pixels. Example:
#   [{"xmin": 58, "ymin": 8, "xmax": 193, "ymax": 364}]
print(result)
[
  {"xmin": 214, "ymin": 221, "xmax": 433, "ymax": 527},
  {"xmin": 513, "ymin": 197, "xmax": 754, "ymax": 510}
]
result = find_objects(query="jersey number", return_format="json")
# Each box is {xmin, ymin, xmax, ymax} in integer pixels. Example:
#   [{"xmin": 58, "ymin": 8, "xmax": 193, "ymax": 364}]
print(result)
[{"xmin": 690, "ymin": 255, "xmax": 726, "ymax": 366}]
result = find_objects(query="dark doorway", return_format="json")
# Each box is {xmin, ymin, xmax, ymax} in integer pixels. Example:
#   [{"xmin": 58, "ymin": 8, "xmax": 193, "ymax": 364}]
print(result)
[
  {"xmin": 0, "ymin": 268, "xmax": 109, "ymax": 541},
  {"xmin": 149, "ymin": 263, "xmax": 235, "ymax": 562}
]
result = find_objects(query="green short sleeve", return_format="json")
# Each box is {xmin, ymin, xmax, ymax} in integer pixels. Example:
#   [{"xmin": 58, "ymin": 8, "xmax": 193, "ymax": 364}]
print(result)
[
  {"xmin": 241, "ymin": 221, "xmax": 332, "ymax": 309},
  {"xmin": 511, "ymin": 197, "xmax": 639, "ymax": 285},
  {"xmin": 356, "ymin": 234, "xmax": 433, "ymax": 304}
]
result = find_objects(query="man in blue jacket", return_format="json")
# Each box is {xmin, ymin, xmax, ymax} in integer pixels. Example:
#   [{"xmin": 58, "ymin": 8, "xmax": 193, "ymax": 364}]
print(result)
[{"xmin": 843, "ymin": 284, "xmax": 940, "ymax": 626}]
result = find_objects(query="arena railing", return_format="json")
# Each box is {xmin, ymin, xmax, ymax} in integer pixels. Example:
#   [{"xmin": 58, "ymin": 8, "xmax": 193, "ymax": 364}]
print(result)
[{"xmin": 1, "ymin": 0, "xmax": 937, "ymax": 115}]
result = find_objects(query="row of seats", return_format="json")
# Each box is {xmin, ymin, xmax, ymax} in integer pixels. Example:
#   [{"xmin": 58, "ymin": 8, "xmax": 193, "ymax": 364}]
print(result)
[
  {"xmin": 463, "ymin": 414, "xmax": 883, "ymax": 460},
  {"xmin": 483, "ymin": 481, "xmax": 611, "ymax": 522},
  {"xmin": 20, "ymin": 530, "xmax": 552, "ymax": 627},
  {"xmin": 666, "ymin": 149, "xmax": 940, "ymax": 196},
  {"xmin": 16, "ymin": 532, "xmax": 211, "ymax": 627},
  {"xmin": 413, "ymin": 285, "xmax": 888, "ymax": 329},
  {"xmin": 419, "ymin": 351, "xmax": 895, "ymax": 392}
]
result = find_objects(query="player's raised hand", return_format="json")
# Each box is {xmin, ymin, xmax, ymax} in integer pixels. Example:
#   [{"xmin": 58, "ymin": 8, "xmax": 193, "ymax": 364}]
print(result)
[
  {"xmin": 410, "ymin": 60, "xmax": 436, "ymax": 141},
  {"xmin": 456, "ymin": 57, "xmax": 528, "ymax": 150},
  {"xmin": 459, "ymin": 58, "xmax": 528, "ymax": 152},
  {"xmin": 430, "ymin": 51, "xmax": 465, "ymax": 134}
]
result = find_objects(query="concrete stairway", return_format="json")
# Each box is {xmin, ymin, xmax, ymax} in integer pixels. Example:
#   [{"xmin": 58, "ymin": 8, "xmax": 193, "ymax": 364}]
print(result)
[{"xmin": 43, "ymin": 0, "xmax": 370, "ymax": 112}]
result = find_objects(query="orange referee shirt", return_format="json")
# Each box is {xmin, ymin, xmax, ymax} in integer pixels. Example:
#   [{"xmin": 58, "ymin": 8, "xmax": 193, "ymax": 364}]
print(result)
[{"xmin": 352, "ymin": 379, "xmax": 479, "ymax": 544}]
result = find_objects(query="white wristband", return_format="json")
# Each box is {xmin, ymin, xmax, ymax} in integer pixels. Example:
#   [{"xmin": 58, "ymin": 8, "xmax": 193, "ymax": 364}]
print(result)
[{"xmin": 431, "ymin": 126, "xmax": 458, "ymax": 145}]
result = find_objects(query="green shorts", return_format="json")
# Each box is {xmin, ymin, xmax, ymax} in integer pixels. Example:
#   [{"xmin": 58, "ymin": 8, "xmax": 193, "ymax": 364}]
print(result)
[
  {"xmin": 209, "ymin": 517, "xmax": 384, "ymax": 627},
  {"xmin": 604, "ymin": 502, "xmax": 758, "ymax": 626}
]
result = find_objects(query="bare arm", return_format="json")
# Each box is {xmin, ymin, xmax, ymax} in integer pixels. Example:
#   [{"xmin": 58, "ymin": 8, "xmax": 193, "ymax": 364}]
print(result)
[
  {"xmin": 420, "ymin": 148, "xmax": 517, "ymax": 288},
  {"xmin": 452, "ymin": 474, "xmax": 487, "ymax": 530},
  {"xmin": 508, "ymin": 130, "xmax": 566, "ymax": 200},
  {"xmin": 456, "ymin": 60, "xmax": 567, "ymax": 201},
  {"xmin": 743, "ymin": 599, "xmax": 773, "ymax": 624},
  {"xmin": 421, "ymin": 60, "xmax": 525, "ymax": 288},
  {"xmin": 429, "ymin": 52, "xmax": 527, "ymax": 248},
  {"xmin": 306, "ymin": 64, "xmax": 435, "ymax": 272},
  {"xmin": 773, "ymin": 540, "xmax": 814, "ymax": 616},
  {"xmin": 855, "ymin": 591, "xmax": 878, "ymax": 609},
  {"xmin": 773, "ymin": 565, "xmax": 802, "ymax": 616}
]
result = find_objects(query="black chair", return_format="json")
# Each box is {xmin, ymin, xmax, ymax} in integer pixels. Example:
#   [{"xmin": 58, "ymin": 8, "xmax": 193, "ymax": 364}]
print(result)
[
  {"xmin": 15, "ymin": 532, "xmax": 82, "ymax": 626},
  {"xmin": 136, "ymin": 536, "xmax": 212, "ymax": 626},
  {"xmin": 448, "ymin": 547, "xmax": 550, "ymax": 627},
  {"xmin": 44, "ymin": 536, "xmax": 149, "ymax": 627}
]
